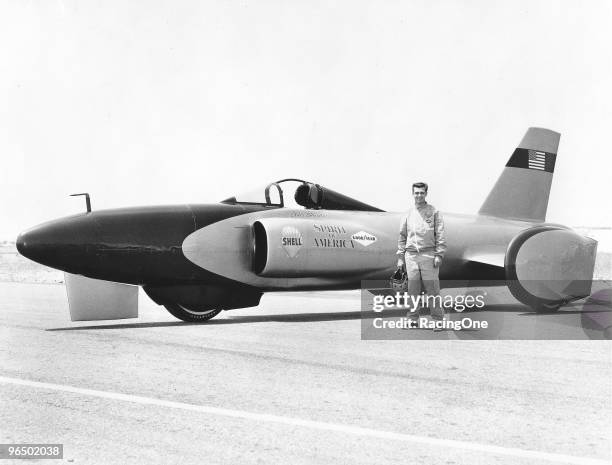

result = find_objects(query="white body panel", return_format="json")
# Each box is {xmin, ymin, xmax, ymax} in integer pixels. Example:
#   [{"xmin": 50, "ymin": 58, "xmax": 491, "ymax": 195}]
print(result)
[{"xmin": 65, "ymin": 273, "xmax": 138, "ymax": 321}]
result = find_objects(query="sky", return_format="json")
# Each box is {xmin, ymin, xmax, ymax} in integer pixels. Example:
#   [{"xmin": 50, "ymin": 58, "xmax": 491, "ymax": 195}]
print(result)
[{"xmin": 1, "ymin": 0, "xmax": 611, "ymax": 240}]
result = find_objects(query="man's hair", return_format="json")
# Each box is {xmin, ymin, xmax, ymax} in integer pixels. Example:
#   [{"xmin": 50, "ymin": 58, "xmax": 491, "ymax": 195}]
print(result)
[{"xmin": 412, "ymin": 182, "xmax": 428, "ymax": 193}]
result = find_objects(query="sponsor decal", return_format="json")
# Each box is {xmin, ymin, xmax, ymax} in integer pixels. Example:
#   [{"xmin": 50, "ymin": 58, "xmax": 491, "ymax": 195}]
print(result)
[
  {"xmin": 290, "ymin": 210, "xmax": 325, "ymax": 218},
  {"xmin": 313, "ymin": 238, "xmax": 354, "ymax": 248},
  {"xmin": 313, "ymin": 223, "xmax": 355, "ymax": 248},
  {"xmin": 281, "ymin": 226, "xmax": 303, "ymax": 258},
  {"xmin": 351, "ymin": 231, "xmax": 377, "ymax": 247},
  {"xmin": 313, "ymin": 223, "xmax": 347, "ymax": 234}
]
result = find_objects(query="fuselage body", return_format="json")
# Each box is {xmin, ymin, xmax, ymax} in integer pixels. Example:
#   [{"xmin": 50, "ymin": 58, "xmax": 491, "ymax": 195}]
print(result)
[{"xmin": 17, "ymin": 203, "xmax": 537, "ymax": 291}]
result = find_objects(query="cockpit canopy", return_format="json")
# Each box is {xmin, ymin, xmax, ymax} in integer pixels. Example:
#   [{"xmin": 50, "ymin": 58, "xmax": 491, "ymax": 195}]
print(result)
[{"xmin": 221, "ymin": 178, "xmax": 383, "ymax": 212}]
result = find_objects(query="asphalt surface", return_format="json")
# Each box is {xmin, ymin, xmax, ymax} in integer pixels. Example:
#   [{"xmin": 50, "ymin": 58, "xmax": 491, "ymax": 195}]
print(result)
[{"xmin": 0, "ymin": 282, "xmax": 611, "ymax": 465}]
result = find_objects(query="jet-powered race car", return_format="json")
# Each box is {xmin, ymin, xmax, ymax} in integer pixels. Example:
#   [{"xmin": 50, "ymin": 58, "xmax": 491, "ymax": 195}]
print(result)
[{"xmin": 17, "ymin": 128, "xmax": 598, "ymax": 322}]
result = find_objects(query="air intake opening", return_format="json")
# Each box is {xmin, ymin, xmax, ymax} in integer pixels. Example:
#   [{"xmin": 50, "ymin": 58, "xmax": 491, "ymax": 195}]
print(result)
[{"xmin": 252, "ymin": 221, "xmax": 268, "ymax": 274}]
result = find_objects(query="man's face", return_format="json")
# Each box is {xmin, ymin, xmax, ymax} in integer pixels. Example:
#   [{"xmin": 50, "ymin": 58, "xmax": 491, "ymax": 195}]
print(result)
[{"xmin": 412, "ymin": 187, "xmax": 427, "ymax": 205}]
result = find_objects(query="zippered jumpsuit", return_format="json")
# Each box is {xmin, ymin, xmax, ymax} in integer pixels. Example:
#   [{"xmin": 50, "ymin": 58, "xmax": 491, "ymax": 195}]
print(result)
[{"xmin": 397, "ymin": 203, "xmax": 447, "ymax": 320}]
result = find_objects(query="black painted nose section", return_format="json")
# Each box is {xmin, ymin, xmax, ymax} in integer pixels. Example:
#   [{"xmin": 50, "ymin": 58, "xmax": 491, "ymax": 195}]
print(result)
[
  {"xmin": 15, "ymin": 232, "xmax": 26, "ymax": 256},
  {"xmin": 16, "ymin": 214, "xmax": 98, "ymax": 273}
]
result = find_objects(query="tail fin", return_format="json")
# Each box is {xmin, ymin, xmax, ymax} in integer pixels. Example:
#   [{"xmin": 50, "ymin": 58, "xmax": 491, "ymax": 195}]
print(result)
[{"xmin": 478, "ymin": 127, "xmax": 560, "ymax": 222}]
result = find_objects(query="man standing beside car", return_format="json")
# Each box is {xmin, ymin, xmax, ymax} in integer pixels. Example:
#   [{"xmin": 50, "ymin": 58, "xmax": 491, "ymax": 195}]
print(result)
[{"xmin": 397, "ymin": 182, "xmax": 447, "ymax": 327}]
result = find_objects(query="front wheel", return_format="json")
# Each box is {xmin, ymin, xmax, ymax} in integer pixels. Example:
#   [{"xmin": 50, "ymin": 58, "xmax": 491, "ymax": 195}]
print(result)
[{"xmin": 164, "ymin": 303, "xmax": 222, "ymax": 322}]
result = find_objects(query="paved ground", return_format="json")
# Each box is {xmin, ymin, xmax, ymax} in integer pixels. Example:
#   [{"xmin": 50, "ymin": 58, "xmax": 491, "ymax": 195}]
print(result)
[{"xmin": 0, "ymin": 282, "xmax": 610, "ymax": 464}]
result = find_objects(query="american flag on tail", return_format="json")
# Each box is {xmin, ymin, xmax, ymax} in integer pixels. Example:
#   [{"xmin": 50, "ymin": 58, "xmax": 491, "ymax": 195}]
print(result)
[{"xmin": 528, "ymin": 150, "xmax": 547, "ymax": 170}]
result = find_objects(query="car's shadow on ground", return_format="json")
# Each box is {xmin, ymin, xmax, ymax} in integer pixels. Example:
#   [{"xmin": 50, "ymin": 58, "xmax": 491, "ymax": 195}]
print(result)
[
  {"xmin": 47, "ymin": 309, "xmax": 406, "ymax": 330},
  {"xmin": 47, "ymin": 299, "xmax": 611, "ymax": 332}
]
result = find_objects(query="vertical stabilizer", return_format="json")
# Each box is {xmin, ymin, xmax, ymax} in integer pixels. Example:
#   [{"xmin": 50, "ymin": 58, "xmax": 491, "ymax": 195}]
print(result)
[{"xmin": 478, "ymin": 127, "xmax": 560, "ymax": 222}]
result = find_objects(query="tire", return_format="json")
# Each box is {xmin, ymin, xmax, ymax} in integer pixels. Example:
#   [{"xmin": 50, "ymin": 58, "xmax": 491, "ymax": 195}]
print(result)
[
  {"xmin": 531, "ymin": 302, "xmax": 562, "ymax": 313},
  {"xmin": 163, "ymin": 303, "xmax": 222, "ymax": 322}
]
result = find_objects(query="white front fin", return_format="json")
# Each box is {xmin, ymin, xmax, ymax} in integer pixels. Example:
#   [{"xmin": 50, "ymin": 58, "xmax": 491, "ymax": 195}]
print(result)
[{"xmin": 65, "ymin": 273, "xmax": 138, "ymax": 321}]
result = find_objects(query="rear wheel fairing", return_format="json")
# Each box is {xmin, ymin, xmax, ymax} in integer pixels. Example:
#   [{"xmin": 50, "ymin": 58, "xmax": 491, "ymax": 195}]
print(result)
[{"xmin": 505, "ymin": 226, "xmax": 598, "ymax": 308}]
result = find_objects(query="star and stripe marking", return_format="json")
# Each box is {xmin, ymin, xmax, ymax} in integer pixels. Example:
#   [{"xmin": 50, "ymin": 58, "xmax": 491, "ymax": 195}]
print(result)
[
  {"xmin": 527, "ymin": 150, "xmax": 547, "ymax": 170},
  {"xmin": 505, "ymin": 148, "xmax": 557, "ymax": 173}
]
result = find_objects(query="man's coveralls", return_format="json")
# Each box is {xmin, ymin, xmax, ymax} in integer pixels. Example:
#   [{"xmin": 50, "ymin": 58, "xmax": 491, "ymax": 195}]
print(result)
[{"xmin": 397, "ymin": 203, "xmax": 447, "ymax": 320}]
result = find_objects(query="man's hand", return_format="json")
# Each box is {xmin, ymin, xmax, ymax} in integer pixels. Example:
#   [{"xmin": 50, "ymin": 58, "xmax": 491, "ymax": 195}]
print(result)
[{"xmin": 433, "ymin": 256, "xmax": 442, "ymax": 268}]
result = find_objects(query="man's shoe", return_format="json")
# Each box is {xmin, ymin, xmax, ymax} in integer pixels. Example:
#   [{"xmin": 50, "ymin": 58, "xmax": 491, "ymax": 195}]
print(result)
[
  {"xmin": 406, "ymin": 307, "xmax": 421, "ymax": 320},
  {"xmin": 432, "ymin": 319, "xmax": 445, "ymax": 332}
]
